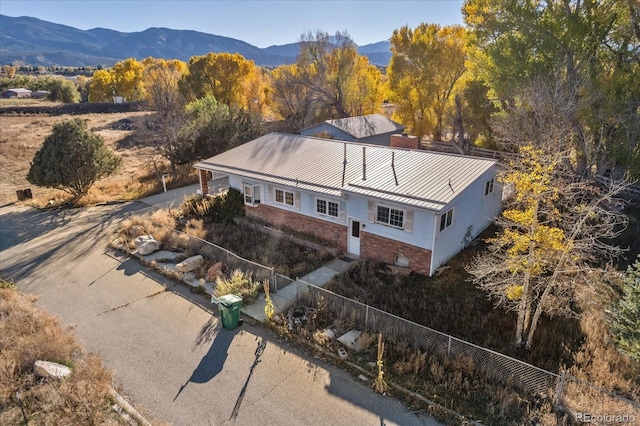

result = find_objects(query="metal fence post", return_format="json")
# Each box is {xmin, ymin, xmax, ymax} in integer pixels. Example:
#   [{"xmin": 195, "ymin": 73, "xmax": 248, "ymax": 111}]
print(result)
[
  {"xmin": 447, "ymin": 336, "xmax": 452, "ymax": 357},
  {"xmin": 556, "ymin": 371, "xmax": 566, "ymax": 407},
  {"xmin": 365, "ymin": 305, "xmax": 369, "ymax": 329}
]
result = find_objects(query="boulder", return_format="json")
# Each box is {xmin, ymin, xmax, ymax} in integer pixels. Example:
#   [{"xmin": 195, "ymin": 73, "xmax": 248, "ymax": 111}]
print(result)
[
  {"xmin": 205, "ymin": 261, "xmax": 228, "ymax": 282},
  {"xmin": 176, "ymin": 255, "xmax": 204, "ymax": 273},
  {"xmin": 34, "ymin": 360, "xmax": 71, "ymax": 380},
  {"xmin": 134, "ymin": 235, "xmax": 161, "ymax": 255}
]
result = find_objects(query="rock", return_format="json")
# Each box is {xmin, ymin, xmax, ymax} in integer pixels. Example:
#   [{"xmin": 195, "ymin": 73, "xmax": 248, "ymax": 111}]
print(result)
[
  {"xmin": 134, "ymin": 235, "xmax": 161, "ymax": 255},
  {"xmin": 34, "ymin": 360, "xmax": 71, "ymax": 380},
  {"xmin": 176, "ymin": 255, "xmax": 204, "ymax": 273},
  {"xmin": 337, "ymin": 330, "xmax": 364, "ymax": 352},
  {"xmin": 128, "ymin": 225, "xmax": 145, "ymax": 238},
  {"xmin": 205, "ymin": 261, "xmax": 228, "ymax": 282}
]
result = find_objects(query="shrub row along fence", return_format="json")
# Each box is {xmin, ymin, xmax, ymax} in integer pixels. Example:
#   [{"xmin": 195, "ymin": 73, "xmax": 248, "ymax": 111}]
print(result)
[
  {"xmin": 297, "ymin": 279, "xmax": 640, "ymax": 420},
  {"xmin": 127, "ymin": 200, "xmax": 296, "ymax": 292},
  {"xmin": 126, "ymin": 200, "xmax": 639, "ymax": 420}
]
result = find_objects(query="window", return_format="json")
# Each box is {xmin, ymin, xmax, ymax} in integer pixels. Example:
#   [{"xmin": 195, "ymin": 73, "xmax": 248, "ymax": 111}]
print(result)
[
  {"xmin": 484, "ymin": 178, "xmax": 495, "ymax": 196},
  {"xmin": 376, "ymin": 205, "xmax": 404, "ymax": 229},
  {"xmin": 244, "ymin": 184, "xmax": 260, "ymax": 206},
  {"xmin": 439, "ymin": 208, "xmax": 454, "ymax": 231},
  {"xmin": 316, "ymin": 198, "xmax": 339, "ymax": 218},
  {"xmin": 275, "ymin": 188, "xmax": 294, "ymax": 206}
]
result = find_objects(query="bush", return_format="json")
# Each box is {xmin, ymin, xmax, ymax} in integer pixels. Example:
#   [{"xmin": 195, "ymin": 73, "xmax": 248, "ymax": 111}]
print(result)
[
  {"xmin": 215, "ymin": 269, "xmax": 260, "ymax": 303},
  {"xmin": 182, "ymin": 188, "xmax": 244, "ymax": 223}
]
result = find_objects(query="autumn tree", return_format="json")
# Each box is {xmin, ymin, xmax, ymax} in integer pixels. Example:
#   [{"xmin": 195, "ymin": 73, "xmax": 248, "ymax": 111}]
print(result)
[
  {"xmin": 180, "ymin": 52, "xmax": 256, "ymax": 106},
  {"xmin": 388, "ymin": 24, "xmax": 467, "ymax": 140},
  {"xmin": 467, "ymin": 145, "xmax": 628, "ymax": 350},
  {"xmin": 463, "ymin": 0, "xmax": 640, "ymax": 177},
  {"xmin": 268, "ymin": 63, "xmax": 317, "ymax": 131},
  {"xmin": 279, "ymin": 30, "xmax": 384, "ymax": 126},
  {"xmin": 27, "ymin": 119, "xmax": 121, "ymax": 200},
  {"xmin": 88, "ymin": 58, "xmax": 145, "ymax": 102}
]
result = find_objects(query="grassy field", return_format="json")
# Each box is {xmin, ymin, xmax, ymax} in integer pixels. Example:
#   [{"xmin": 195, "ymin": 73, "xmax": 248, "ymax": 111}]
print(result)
[{"xmin": 0, "ymin": 105, "xmax": 195, "ymax": 207}]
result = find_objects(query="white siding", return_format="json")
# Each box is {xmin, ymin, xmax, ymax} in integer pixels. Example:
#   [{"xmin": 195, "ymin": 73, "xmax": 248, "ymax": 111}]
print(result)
[
  {"xmin": 346, "ymin": 195, "xmax": 435, "ymax": 250},
  {"xmin": 431, "ymin": 167, "xmax": 502, "ymax": 270}
]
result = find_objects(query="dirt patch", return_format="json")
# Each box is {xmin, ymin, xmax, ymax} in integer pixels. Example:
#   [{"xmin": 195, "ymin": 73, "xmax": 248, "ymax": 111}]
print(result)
[{"xmin": 0, "ymin": 110, "xmax": 156, "ymax": 205}]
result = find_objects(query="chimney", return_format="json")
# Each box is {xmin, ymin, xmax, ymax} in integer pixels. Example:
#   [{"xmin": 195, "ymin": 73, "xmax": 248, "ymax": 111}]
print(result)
[{"xmin": 390, "ymin": 133, "xmax": 419, "ymax": 149}]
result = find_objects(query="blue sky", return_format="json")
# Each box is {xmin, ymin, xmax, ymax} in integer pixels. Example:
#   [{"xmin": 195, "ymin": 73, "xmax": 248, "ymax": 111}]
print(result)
[{"xmin": 1, "ymin": 0, "xmax": 466, "ymax": 47}]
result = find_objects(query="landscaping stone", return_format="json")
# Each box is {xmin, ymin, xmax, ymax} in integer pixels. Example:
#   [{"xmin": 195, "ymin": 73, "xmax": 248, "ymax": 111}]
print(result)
[
  {"xmin": 205, "ymin": 261, "xmax": 228, "ymax": 282},
  {"xmin": 176, "ymin": 255, "xmax": 204, "ymax": 273},
  {"xmin": 134, "ymin": 235, "xmax": 161, "ymax": 255},
  {"xmin": 34, "ymin": 360, "xmax": 71, "ymax": 380},
  {"xmin": 337, "ymin": 330, "xmax": 364, "ymax": 352}
]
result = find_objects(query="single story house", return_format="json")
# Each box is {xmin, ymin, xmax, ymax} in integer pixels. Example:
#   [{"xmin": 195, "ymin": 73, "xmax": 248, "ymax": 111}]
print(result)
[
  {"xmin": 194, "ymin": 133, "xmax": 502, "ymax": 276},
  {"xmin": 1, "ymin": 88, "xmax": 32, "ymax": 98},
  {"xmin": 301, "ymin": 114, "xmax": 406, "ymax": 146}
]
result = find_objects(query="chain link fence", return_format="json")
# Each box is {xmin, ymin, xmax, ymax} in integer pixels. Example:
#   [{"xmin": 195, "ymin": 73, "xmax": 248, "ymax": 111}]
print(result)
[
  {"xmin": 124, "ymin": 198, "xmax": 638, "ymax": 418},
  {"xmin": 298, "ymin": 279, "xmax": 638, "ymax": 418}
]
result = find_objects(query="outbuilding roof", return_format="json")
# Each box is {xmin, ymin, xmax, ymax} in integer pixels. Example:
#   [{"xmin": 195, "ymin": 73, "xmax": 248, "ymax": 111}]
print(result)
[
  {"xmin": 302, "ymin": 114, "xmax": 405, "ymax": 139},
  {"xmin": 195, "ymin": 133, "xmax": 497, "ymax": 212}
]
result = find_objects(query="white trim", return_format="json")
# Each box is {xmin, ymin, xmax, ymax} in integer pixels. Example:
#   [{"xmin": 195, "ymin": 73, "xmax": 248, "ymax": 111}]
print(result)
[
  {"xmin": 274, "ymin": 187, "xmax": 295, "ymax": 207},
  {"xmin": 315, "ymin": 196, "xmax": 340, "ymax": 219},
  {"xmin": 483, "ymin": 177, "xmax": 495, "ymax": 197},
  {"xmin": 375, "ymin": 203, "xmax": 406, "ymax": 230},
  {"xmin": 438, "ymin": 207, "xmax": 455, "ymax": 233}
]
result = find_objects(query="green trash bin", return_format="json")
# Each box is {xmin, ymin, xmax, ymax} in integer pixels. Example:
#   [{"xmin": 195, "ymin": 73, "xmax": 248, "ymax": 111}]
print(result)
[{"xmin": 218, "ymin": 294, "xmax": 243, "ymax": 330}]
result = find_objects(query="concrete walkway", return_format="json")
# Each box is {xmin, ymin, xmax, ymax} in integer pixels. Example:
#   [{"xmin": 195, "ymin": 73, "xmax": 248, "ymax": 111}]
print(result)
[
  {"xmin": 241, "ymin": 257, "xmax": 356, "ymax": 322},
  {"xmin": 133, "ymin": 249, "xmax": 356, "ymax": 323}
]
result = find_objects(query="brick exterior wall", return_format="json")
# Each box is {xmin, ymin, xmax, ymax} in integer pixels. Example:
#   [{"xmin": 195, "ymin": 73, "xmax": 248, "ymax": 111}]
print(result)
[
  {"xmin": 246, "ymin": 204, "xmax": 347, "ymax": 252},
  {"xmin": 360, "ymin": 232, "xmax": 432, "ymax": 275},
  {"xmin": 198, "ymin": 169, "xmax": 209, "ymax": 195}
]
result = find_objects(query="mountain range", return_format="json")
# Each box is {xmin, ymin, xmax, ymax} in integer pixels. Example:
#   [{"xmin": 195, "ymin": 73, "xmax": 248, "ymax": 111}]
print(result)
[{"xmin": 0, "ymin": 15, "xmax": 392, "ymax": 68}]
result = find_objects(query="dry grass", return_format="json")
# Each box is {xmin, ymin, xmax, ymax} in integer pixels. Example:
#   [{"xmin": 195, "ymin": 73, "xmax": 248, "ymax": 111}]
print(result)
[
  {"xmin": 0, "ymin": 110, "xmax": 200, "ymax": 207},
  {"xmin": 0, "ymin": 281, "xmax": 124, "ymax": 425}
]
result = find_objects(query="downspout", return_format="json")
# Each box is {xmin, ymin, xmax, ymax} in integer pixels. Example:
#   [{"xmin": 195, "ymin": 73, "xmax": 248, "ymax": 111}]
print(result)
[{"xmin": 430, "ymin": 210, "xmax": 439, "ymax": 276}]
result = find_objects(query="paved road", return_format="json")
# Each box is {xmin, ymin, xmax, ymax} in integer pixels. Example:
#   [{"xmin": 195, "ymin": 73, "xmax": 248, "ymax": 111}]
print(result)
[{"xmin": 0, "ymin": 202, "xmax": 441, "ymax": 426}]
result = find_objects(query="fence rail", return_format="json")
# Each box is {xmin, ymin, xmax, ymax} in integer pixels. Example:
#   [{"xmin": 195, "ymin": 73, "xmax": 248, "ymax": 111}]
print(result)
[
  {"xmin": 125, "ymin": 200, "xmax": 639, "ymax": 419},
  {"xmin": 298, "ymin": 279, "xmax": 639, "ymax": 418}
]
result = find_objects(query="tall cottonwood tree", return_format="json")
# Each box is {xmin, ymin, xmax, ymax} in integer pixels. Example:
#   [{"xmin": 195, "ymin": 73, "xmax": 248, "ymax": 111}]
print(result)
[
  {"xmin": 180, "ymin": 52, "xmax": 256, "ymax": 106},
  {"xmin": 467, "ymin": 146, "xmax": 628, "ymax": 350},
  {"xmin": 463, "ymin": 0, "xmax": 640, "ymax": 177},
  {"xmin": 89, "ymin": 58, "xmax": 145, "ymax": 102},
  {"xmin": 388, "ymin": 24, "xmax": 467, "ymax": 140},
  {"xmin": 282, "ymin": 30, "xmax": 384, "ymax": 124}
]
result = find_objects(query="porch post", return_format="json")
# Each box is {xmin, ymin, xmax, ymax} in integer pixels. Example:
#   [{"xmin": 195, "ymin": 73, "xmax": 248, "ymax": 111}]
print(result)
[{"xmin": 198, "ymin": 169, "xmax": 209, "ymax": 196}]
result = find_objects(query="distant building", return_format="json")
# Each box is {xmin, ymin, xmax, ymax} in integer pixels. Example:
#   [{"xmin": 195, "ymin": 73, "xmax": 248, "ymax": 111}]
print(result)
[
  {"xmin": 32, "ymin": 90, "xmax": 50, "ymax": 99},
  {"xmin": 301, "ymin": 114, "xmax": 405, "ymax": 146},
  {"xmin": 1, "ymin": 88, "xmax": 32, "ymax": 98}
]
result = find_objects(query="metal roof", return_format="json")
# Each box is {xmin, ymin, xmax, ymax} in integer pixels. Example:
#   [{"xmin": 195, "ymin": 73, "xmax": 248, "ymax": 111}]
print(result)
[
  {"xmin": 302, "ymin": 114, "xmax": 405, "ymax": 139},
  {"xmin": 195, "ymin": 133, "xmax": 497, "ymax": 212}
]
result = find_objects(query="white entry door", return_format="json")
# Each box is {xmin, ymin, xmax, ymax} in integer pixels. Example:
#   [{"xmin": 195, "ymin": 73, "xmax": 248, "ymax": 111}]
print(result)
[{"xmin": 348, "ymin": 218, "xmax": 361, "ymax": 256}]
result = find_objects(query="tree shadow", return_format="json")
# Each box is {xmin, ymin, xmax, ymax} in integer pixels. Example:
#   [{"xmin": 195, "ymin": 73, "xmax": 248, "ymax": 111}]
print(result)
[{"xmin": 173, "ymin": 317, "xmax": 236, "ymax": 401}]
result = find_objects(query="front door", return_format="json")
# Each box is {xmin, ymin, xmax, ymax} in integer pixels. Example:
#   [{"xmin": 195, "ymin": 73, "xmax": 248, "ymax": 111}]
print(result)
[{"xmin": 348, "ymin": 218, "xmax": 361, "ymax": 256}]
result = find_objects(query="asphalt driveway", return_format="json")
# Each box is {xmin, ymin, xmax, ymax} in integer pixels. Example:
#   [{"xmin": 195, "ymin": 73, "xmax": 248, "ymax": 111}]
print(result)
[{"xmin": 0, "ymin": 201, "xmax": 441, "ymax": 425}]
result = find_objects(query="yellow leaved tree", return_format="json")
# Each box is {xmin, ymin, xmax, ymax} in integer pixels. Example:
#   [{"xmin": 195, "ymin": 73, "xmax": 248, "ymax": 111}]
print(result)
[{"xmin": 467, "ymin": 146, "xmax": 628, "ymax": 349}]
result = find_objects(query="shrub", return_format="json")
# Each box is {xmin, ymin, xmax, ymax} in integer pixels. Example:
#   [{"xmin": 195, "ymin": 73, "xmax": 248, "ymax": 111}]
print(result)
[
  {"xmin": 182, "ymin": 188, "xmax": 244, "ymax": 223},
  {"xmin": 215, "ymin": 269, "xmax": 260, "ymax": 303}
]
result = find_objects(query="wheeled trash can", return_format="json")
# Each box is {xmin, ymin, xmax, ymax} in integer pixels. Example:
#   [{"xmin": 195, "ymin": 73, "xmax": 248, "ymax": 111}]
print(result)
[{"xmin": 218, "ymin": 294, "xmax": 243, "ymax": 330}]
